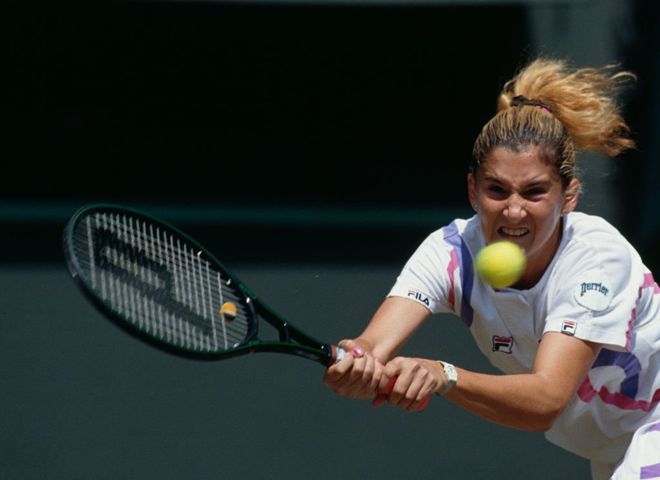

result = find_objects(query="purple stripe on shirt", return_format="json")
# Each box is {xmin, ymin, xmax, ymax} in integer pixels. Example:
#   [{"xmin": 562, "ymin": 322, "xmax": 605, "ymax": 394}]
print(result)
[
  {"xmin": 645, "ymin": 422, "xmax": 660, "ymax": 434},
  {"xmin": 443, "ymin": 222, "xmax": 474, "ymax": 327},
  {"xmin": 641, "ymin": 463, "xmax": 660, "ymax": 478},
  {"xmin": 592, "ymin": 349, "xmax": 641, "ymax": 398}
]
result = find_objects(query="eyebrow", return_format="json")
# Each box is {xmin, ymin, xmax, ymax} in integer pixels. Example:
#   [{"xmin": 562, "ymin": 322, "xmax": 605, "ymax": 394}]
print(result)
[{"xmin": 481, "ymin": 174, "xmax": 553, "ymax": 189}]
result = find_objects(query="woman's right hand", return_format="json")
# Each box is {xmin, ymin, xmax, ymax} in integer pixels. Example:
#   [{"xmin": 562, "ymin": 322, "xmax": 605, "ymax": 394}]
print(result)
[{"xmin": 323, "ymin": 339, "xmax": 385, "ymax": 400}]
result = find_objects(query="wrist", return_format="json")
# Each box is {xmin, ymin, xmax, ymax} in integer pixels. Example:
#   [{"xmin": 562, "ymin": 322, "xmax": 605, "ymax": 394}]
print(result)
[
  {"xmin": 354, "ymin": 337, "xmax": 374, "ymax": 352},
  {"xmin": 437, "ymin": 361, "xmax": 458, "ymax": 395},
  {"xmin": 356, "ymin": 337, "xmax": 389, "ymax": 364}
]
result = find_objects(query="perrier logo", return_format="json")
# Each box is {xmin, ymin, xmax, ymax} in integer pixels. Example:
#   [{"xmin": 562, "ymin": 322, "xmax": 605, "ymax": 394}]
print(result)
[{"xmin": 580, "ymin": 282, "xmax": 609, "ymax": 297}]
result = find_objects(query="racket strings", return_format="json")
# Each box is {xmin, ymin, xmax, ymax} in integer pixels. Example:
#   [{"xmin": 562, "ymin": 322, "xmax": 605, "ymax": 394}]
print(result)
[
  {"xmin": 72, "ymin": 212, "xmax": 252, "ymax": 353},
  {"xmin": 83, "ymin": 215, "xmax": 247, "ymax": 350},
  {"xmin": 98, "ymin": 212, "xmax": 250, "ymax": 338}
]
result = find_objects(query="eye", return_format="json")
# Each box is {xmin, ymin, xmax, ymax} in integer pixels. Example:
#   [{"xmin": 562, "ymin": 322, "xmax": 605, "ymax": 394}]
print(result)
[
  {"xmin": 524, "ymin": 187, "xmax": 547, "ymax": 198},
  {"xmin": 487, "ymin": 185, "xmax": 507, "ymax": 196}
]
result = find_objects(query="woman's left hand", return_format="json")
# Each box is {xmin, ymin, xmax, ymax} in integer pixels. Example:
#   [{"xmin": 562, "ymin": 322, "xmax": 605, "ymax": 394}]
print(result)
[{"xmin": 374, "ymin": 356, "xmax": 446, "ymax": 412}]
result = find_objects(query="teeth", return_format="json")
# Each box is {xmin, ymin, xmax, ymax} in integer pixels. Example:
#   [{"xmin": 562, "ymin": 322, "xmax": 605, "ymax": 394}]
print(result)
[{"xmin": 502, "ymin": 227, "xmax": 528, "ymax": 237}]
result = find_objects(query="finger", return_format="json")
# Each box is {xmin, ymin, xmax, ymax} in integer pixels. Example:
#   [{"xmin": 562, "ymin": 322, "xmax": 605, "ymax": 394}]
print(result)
[
  {"xmin": 372, "ymin": 375, "xmax": 397, "ymax": 408},
  {"xmin": 414, "ymin": 383, "xmax": 434, "ymax": 410},
  {"xmin": 364, "ymin": 359, "xmax": 386, "ymax": 403},
  {"xmin": 388, "ymin": 359, "xmax": 432, "ymax": 410},
  {"xmin": 400, "ymin": 376, "xmax": 425, "ymax": 411},
  {"xmin": 351, "ymin": 354, "xmax": 385, "ymax": 399},
  {"xmin": 323, "ymin": 352, "xmax": 355, "ymax": 386},
  {"xmin": 354, "ymin": 353, "xmax": 378, "ymax": 396},
  {"xmin": 403, "ymin": 364, "xmax": 436, "ymax": 411},
  {"xmin": 368, "ymin": 358, "xmax": 385, "ymax": 393},
  {"xmin": 387, "ymin": 366, "xmax": 416, "ymax": 407},
  {"xmin": 378, "ymin": 359, "xmax": 403, "ymax": 392},
  {"xmin": 338, "ymin": 339, "xmax": 372, "ymax": 391},
  {"xmin": 338, "ymin": 339, "xmax": 365, "ymax": 358},
  {"xmin": 391, "ymin": 374, "xmax": 418, "ymax": 410},
  {"xmin": 344, "ymin": 354, "xmax": 371, "ymax": 386},
  {"xmin": 330, "ymin": 354, "xmax": 377, "ymax": 398}
]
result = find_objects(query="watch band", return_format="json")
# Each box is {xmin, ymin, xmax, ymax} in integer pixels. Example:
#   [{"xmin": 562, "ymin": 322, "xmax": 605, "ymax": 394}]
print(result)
[{"xmin": 438, "ymin": 361, "xmax": 458, "ymax": 395}]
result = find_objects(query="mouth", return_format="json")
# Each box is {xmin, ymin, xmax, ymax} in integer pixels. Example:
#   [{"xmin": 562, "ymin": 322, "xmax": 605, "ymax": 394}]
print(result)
[{"xmin": 499, "ymin": 227, "xmax": 529, "ymax": 238}]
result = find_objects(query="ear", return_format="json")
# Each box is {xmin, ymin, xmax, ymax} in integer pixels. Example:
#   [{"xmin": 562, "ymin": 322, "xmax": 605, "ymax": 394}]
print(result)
[
  {"xmin": 467, "ymin": 172, "xmax": 478, "ymax": 211},
  {"xmin": 561, "ymin": 178, "xmax": 581, "ymax": 215}
]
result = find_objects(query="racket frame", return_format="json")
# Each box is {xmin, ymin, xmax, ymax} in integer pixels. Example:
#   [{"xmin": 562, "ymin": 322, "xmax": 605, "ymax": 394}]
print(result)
[{"xmin": 63, "ymin": 203, "xmax": 338, "ymax": 365}]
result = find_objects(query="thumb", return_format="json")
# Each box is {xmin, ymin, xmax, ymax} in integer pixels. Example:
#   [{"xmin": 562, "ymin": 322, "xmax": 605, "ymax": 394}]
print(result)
[{"xmin": 338, "ymin": 339, "xmax": 365, "ymax": 358}]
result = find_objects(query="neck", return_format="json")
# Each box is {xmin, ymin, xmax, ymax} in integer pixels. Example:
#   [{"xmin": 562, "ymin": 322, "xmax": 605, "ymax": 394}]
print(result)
[{"xmin": 514, "ymin": 217, "xmax": 564, "ymax": 289}]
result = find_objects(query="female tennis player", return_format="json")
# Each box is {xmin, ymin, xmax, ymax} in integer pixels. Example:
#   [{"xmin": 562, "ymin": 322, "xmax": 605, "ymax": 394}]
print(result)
[{"xmin": 324, "ymin": 58, "xmax": 660, "ymax": 479}]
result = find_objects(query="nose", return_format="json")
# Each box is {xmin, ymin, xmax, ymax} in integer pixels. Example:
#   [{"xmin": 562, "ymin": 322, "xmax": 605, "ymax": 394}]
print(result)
[{"xmin": 504, "ymin": 194, "xmax": 527, "ymax": 221}]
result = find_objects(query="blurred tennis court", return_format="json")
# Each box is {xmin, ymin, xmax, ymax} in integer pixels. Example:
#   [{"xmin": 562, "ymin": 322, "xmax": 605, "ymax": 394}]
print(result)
[{"xmin": 0, "ymin": 256, "xmax": 589, "ymax": 479}]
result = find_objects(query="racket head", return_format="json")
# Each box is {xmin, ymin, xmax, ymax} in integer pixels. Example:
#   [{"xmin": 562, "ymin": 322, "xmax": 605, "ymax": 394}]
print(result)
[{"xmin": 63, "ymin": 203, "xmax": 259, "ymax": 360}]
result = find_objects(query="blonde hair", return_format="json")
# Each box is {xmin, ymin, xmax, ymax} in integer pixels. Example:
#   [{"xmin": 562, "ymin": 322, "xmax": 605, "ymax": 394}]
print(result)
[{"xmin": 471, "ymin": 58, "xmax": 636, "ymax": 186}]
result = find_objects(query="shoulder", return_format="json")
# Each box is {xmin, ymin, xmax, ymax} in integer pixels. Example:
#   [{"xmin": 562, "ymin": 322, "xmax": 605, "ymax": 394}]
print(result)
[
  {"xmin": 563, "ymin": 211, "xmax": 624, "ymax": 240},
  {"xmin": 392, "ymin": 217, "xmax": 481, "ymax": 314},
  {"xmin": 400, "ymin": 216, "xmax": 483, "ymax": 284},
  {"xmin": 544, "ymin": 214, "xmax": 648, "ymax": 350},
  {"xmin": 550, "ymin": 212, "xmax": 642, "ymax": 311},
  {"xmin": 425, "ymin": 215, "xmax": 483, "ymax": 253},
  {"xmin": 560, "ymin": 212, "xmax": 634, "ymax": 262}
]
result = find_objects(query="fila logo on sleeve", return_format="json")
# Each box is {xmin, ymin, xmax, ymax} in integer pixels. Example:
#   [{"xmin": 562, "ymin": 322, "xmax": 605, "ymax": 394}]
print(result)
[
  {"xmin": 492, "ymin": 336, "xmax": 513, "ymax": 354},
  {"xmin": 561, "ymin": 320, "xmax": 577, "ymax": 336},
  {"xmin": 407, "ymin": 290, "xmax": 430, "ymax": 307}
]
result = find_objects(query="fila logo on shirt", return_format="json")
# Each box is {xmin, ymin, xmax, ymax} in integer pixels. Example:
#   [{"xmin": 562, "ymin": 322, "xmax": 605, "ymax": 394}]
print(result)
[
  {"xmin": 407, "ymin": 290, "xmax": 430, "ymax": 306},
  {"xmin": 492, "ymin": 336, "xmax": 513, "ymax": 354}
]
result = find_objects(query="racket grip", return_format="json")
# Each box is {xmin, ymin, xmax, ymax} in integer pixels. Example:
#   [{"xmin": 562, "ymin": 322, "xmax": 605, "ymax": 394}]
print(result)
[{"xmin": 330, "ymin": 345, "xmax": 347, "ymax": 364}]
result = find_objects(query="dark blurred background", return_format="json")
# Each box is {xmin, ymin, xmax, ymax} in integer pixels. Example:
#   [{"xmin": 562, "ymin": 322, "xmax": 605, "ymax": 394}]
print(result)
[
  {"xmin": 1, "ymin": 0, "xmax": 659, "ymax": 265},
  {"xmin": 1, "ymin": 1, "xmax": 658, "ymax": 478}
]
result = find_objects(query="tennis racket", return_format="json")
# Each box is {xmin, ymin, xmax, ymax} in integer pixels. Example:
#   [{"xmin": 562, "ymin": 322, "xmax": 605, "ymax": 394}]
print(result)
[{"xmin": 63, "ymin": 204, "xmax": 346, "ymax": 366}]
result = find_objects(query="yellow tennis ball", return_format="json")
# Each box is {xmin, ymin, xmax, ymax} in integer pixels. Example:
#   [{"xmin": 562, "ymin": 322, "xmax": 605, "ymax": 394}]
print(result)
[
  {"xmin": 475, "ymin": 241, "xmax": 526, "ymax": 289},
  {"xmin": 220, "ymin": 302, "xmax": 237, "ymax": 321}
]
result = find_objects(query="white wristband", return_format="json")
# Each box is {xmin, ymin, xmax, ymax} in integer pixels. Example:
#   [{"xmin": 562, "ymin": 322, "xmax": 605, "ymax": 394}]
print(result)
[{"xmin": 438, "ymin": 361, "xmax": 457, "ymax": 395}]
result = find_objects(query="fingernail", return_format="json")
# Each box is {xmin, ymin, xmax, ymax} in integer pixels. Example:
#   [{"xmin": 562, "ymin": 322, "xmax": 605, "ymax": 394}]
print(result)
[{"xmin": 352, "ymin": 347, "xmax": 364, "ymax": 357}]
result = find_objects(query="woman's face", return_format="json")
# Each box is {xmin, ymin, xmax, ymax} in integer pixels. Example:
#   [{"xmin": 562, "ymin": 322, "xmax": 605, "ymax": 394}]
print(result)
[{"xmin": 468, "ymin": 145, "xmax": 579, "ymax": 287}]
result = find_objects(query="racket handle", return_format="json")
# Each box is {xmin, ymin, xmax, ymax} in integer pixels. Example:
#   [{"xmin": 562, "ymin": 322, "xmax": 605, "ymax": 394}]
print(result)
[
  {"xmin": 372, "ymin": 375, "xmax": 431, "ymax": 411},
  {"xmin": 330, "ymin": 345, "xmax": 347, "ymax": 364}
]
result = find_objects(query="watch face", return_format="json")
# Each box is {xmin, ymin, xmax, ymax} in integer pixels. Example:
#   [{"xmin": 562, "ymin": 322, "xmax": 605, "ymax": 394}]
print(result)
[
  {"xmin": 444, "ymin": 363, "xmax": 457, "ymax": 382},
  {"xmin": 438, "ymin": 362, "xmax": 457, "ymax": 395}
]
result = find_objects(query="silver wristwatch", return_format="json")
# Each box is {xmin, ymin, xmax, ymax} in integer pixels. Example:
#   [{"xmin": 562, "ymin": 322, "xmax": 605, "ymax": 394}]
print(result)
[{"xmin": 438, "ymin": 361, "xmax": 458, "ymax": 395}]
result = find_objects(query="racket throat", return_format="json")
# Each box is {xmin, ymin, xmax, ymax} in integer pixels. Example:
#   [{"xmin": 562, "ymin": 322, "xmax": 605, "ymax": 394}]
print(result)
[
  {"xmin": 244, "ymin": 340, "xmax": 334, "ymax": 365},
  {"xmin": 278, "ymin": 322, "xmax": 334, "ymax": 365}
]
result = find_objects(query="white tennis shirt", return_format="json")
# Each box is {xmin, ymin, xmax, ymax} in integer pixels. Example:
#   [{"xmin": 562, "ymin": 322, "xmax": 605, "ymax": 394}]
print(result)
[{"xmin": 389, "ymin": 212, "xmax": 660, "ymax": 463}]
